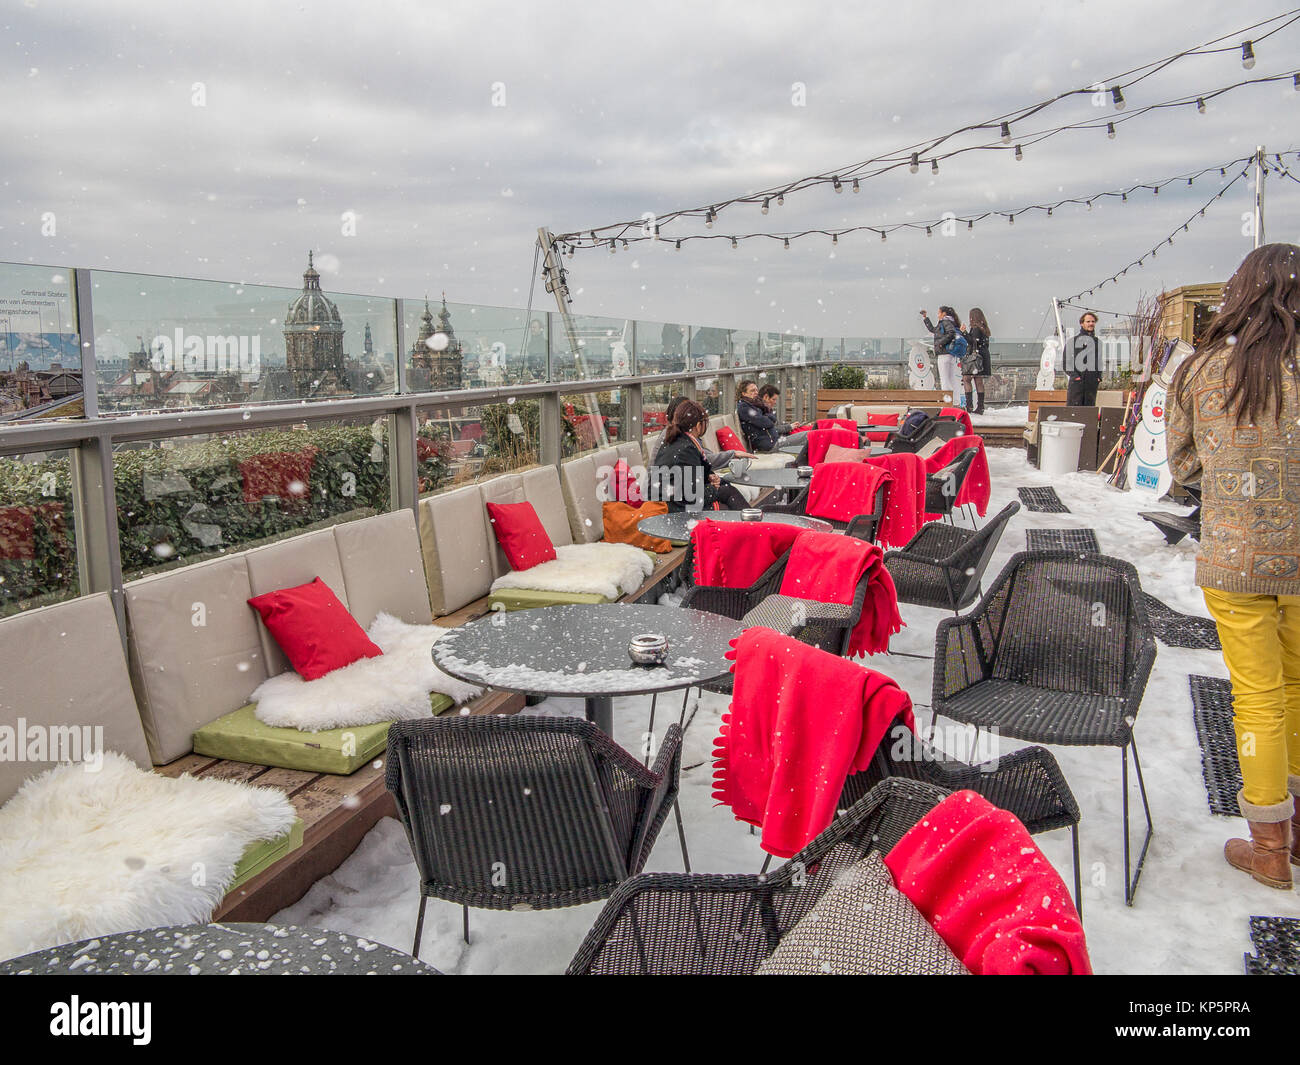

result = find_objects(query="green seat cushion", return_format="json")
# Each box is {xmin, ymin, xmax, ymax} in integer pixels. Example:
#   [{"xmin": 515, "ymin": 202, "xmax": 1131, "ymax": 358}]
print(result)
[
  {"xmin": 486, "ymin": 588, "xmax": 612, "ymax": 612},
  {"xmin": 193, "ymin": 693, "xmax": 454, "ymax": 775},
  {"xmin": 230, "ymin": 818, "xmax": 304, "ymax": 893}
]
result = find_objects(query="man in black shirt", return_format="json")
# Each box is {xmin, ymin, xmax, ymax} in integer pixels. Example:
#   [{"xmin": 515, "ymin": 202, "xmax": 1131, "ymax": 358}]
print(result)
[{"xmin": 1065, "ymin": 312, "xmax": 1102, "ymax": 405}]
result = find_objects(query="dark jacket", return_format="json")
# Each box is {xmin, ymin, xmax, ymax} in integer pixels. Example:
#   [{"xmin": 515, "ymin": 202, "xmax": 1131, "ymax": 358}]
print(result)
[
  {"xmin": 961, "ymin": 326, "xmax": 990, "ymax": 376},
  {"xmin": 736, "ymin": 398, "xmax": 782, "ymax": 452},
  {"xmin": 1066, "ymin": 331, "xmax": 1102, "ymax": 382},
  {"xmin": 923, "ymin": 314, "xmax": 958, "ymax": 355},
  {"xmin": 650, "ymin": 431, "xmax": 711, "ymax": 512}
]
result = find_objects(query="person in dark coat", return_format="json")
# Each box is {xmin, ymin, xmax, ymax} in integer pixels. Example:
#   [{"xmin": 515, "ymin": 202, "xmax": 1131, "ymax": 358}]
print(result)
[
  {"xmin": 650, "ymin": 399, "xmax": 747, "ymax": 512},
  {"xmin": 735, "ymin": 379, "xmax": 786, "ymax": 452},
  {"xmin": 960, "ymin": 307, "xmax": 992, "ymax": 414},
  {"xmin": 1065, "ymin": 312, "xmax": 1102, "ymax": 405}
]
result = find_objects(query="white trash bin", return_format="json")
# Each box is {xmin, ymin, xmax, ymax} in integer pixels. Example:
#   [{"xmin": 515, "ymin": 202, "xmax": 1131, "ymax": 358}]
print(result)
[{"xmin": 1039, "ymin": 421, "xmax": 1086, "ymax": 476}]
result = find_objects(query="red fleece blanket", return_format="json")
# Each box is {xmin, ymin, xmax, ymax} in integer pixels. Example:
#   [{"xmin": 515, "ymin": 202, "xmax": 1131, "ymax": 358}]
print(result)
[
  {"xmin": 939, "ymin": 407, "xmax": 974, "ymax": 436},
  {"xmin": 713, "ymin": 627, "xmax": 915, "ymax": 858},
  {"xmin": 816, "ymin": 418, "xmax": 859, "ymax": 433},
  {"xmin": 884, "ymin": 791, "xmax": 1092, "ymax": 975},
  {"xmin": 777, "ymin": 531, "xmax": 902, "ymax": 656},
  {"xmin": 691, "ymin": 520, "xmax": 805, "ymax": 588},
  {"xmin": 804, "ymin": 462, "xmax": 890, "ymax": 526},
  {"xmin": 864, "ymin": 452, "xmax": 928, "ymax": 548},
  {"xmin": 923, "ymin": 435, "xmax": 991, "ymax": 518},
  {"xmin": 805, "ymin": 427, "xmax": 859, "ymax": 465},
  {"xmin": 864, "ymin": 412, "xmax": 900, "ymax": 443}
]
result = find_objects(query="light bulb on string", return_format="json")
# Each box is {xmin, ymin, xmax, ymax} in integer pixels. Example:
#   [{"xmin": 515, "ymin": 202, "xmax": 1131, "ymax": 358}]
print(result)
[
  {"xmin": 999, "ymin": 121, "xmax": 1011, "ymax": 143},
  {"xmin": 833, "ymin": 176, "xmax": 843, "ymax": 193},
  {"xmin": 1187, "ymin": 178, "xmax": 1193, "ymax": 186},
  {"xmin": 1014, "ymin": 144, "xmax": 1023, "ymax": 161},
  {"xmin": 761, "ymin": 199, "xmax": 770, "ymax": 214},
  {"xmin": 1087, "ymin": 200, "xmax": 1093, "ymax": 211},
  {"xmin": 832, "ymin": 233, "xmax": 838, "ymax": 245},
  {"xmin": 1008, "ymin": 213, "xmax": 1015, "ymax": 225},
  {"xmin": 967, "ymin": 219, "xmax": 973, "ymax": 230},
  {"xmin": 1107, "ymin": 122, "xmax": 1116, "ymax": 139},
  {"xmin": 731, "ymin": 237, "xmax": 738, "ymax": 250},
  {"xmin": 910, "ymin": 153, "xmax": 920, "ymax": 174},
  {"xmin": 675, "ymin": 240, "xmax": 681, "ymax": 251},
  {"xmin": 1294, "ymin": 73, "xmax": 1300, "ymax": 90},
  {"xmin": 852, "ymin": 178, "xmax": 860, "ymax": 193},
  {"xmin": 776, "ymin": 194, "xmax": 784, "ymax": 206},
  {"xmin": 1196, "ymin": 98, "xmax": 1206, "ymax": 114},
  {"xmin": 705, "ymin": 210, "xmax": 714, "ymax": 229},
  {"xmin": 931, "ymin": 159, "xmax": 939, "ymax": 175},
  {"xmin": 1242, "ymin": 41, "xmax": 1255, "ymax": 69},
  {"xmin": 1111, "ymin": 86, "xmax": 1125, "ymax": 110},
  {"xmin": 926, "ymin": 226, "xmax": 933, "ymax": 236},
  {"xmin": 1153, "ymin": 185, "xmax": 1159, "ymax": 195},
  {"xmin": 783, "ymin": 237, "xmax": 790, "ymax": 250},
  {"xmin": 880, "ymin": 230, "xmax": 887, "ymax": 242},
  {"xmin": 1047, "ymin": 207, "xmax": 1053, "ymax": 216},
  {"xmin": 609, "ymin": 240, "xmax": 616, "ymax": 254}
]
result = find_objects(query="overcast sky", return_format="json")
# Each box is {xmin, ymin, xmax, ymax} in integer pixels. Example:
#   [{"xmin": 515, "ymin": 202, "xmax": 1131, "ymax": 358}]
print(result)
[{"xmin": 2, "ymin": 0, "xmax": 1297, "ymax": 340}]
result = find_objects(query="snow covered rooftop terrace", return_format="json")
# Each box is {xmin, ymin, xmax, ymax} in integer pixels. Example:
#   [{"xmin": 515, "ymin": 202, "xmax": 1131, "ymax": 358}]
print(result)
[{"xmin": 276, "ymin": 447, "xmax": 1285, "ymax": 976}]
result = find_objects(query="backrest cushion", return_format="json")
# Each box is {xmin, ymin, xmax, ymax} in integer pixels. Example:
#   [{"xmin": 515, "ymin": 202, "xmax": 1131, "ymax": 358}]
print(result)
[
  {"xmin": 485, "ymin": 501, "xmax": 557, "ymax": 571},
  {"xmin": 561, "ymin": 455, "xmax": 602, "ymax": 543},
  {"xmin": 418, "ymin": 485, "xmax": 494, "ymax": 616},
  {"xmin": 244, "ymin": 528, "xmax": 350, "ymax": 678},
  {"xmin": 702, "ymin": 416, "xmax": 725, "ymax": 453},
  {"xmin": 247, "ymin": 577, "xmax": 383, "ymax": 681},
  {"xmin": 520, "ymin": 465, "xmax": 574, "ymax": 548},
  {"xmin": 124, "ymin": 553, "xmax": 268, "ymax": 764},
  {"xmin": 0, "ymin": 593, "xmax": 152, "ymax": 802},
  {"xmin": 334, "ymin": 510, "xmax": 433, "ymax": 628},
  {"xmin": 477, "ymin": 474, "xmax": 525, "ymax": 578}
]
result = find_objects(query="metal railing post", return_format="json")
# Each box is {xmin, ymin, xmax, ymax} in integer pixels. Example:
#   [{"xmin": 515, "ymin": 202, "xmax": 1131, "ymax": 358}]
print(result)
[
  {"xmin": 73, "ymin": 436, "xmax": 126, "ymax": 647},
  {"xmin": 539, "ymin": 387, "xmax": 562, "ymax": 469},
  {"xmin": 73, "ymin": 268, "xmax": 99, "ymax": 421}
]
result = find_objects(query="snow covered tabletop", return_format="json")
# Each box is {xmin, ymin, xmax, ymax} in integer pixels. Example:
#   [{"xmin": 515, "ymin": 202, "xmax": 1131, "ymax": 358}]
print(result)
[
  {"xmin": 433, "ymin": 604, "xmax": 742, "ymax": 702},
  {"xmin": 0, "ymin": 923, "xmax": 436, "ymax": 975},
  {"xmin": 637, "ymin": 509, "xmax": 832, "ymax": 545},
  {"xmin": 724, "ymin": 467, "xmax": 812, "ymax": 488}
]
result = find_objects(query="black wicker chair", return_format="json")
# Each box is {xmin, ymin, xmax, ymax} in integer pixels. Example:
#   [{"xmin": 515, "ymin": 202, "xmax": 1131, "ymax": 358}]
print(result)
[
  {"xmin": 845, "ymin": 733, "xmax": 1084, "ymax": 913},
  {"xmin": 386, "ymin": 715, "xmax": 686, "ymax": 956},
  {"xmin": 930, "ymin": 550, "xmax": 1157, "ymax": 905},
  {"xmin": 883, "ymin": 500, "xmax": 1020, "ymax": 614},
  {"xmin": 760, "ymin": 477, "xmax": 888, "ymax": 543},
  {"xmin": 885, "ymin": 413, "xmax": 961, "ymax": 454},
  {"xmin": 566, "ymin": 778, "xmax": 949, "ymax": 975},
  {"xmin": 923, "ymin": 446, "xmax": 979, "ymax": 525}
]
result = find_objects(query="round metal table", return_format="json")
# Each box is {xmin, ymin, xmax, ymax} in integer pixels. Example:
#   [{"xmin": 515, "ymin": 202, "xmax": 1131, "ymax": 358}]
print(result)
[
  {"xmin": 723, "ymin": 467, "xmax": 812, "ymax": 489},
  {"xmin": 432, "ymin": 603, "xmax": 743, "ymax": 736},
  {"xmin": 636, "ymin": 509, "xmax": 832, "ymax": 546},
  {"xmin": 0, "ymin": 923, "xmax": 437, "ymax": 975}
]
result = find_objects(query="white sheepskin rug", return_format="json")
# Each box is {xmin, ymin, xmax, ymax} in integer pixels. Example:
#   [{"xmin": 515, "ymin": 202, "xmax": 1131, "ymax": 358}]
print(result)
[
  {"xmin": 490, "ymin": 541, "xmax": 654, "ymax": 600},
  {"xmin": 0, "ymin": 752, "xmax": 296, "ymax": 961},
  {"xmin": 251, "ymin": 613, "xmax": 482, "ymax": 732}
]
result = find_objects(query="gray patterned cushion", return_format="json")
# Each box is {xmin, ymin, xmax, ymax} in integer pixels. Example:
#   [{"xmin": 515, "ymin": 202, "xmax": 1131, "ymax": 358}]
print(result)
[{"xmin": 756, "ymin": 852, "xmax": 969, "ymax": 975}]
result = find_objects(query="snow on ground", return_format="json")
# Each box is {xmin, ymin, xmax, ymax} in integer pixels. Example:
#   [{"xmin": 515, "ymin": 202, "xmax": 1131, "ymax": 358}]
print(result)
[
  {"xmin": 970, "ymin": 403, "xmax": 1029, "ymax": 427},
  {"xmin": 275, "ymin": 447, "xmax": 1300, "ymax": 974}
]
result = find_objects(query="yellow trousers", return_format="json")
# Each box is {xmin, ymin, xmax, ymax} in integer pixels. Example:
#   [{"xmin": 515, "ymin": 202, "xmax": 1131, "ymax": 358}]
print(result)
[{"xmin": 1202, "ymin": 589, "xmax": 1300, "ymax": 808}]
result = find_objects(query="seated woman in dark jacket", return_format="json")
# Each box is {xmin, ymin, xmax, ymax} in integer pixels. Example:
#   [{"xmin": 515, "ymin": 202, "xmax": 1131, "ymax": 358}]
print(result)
[
  {"xmin": 735, "ymin": 379, "xmax": 787, "ymax": 452},
  {"xmin": 650, "ymin": 399, "xmax": 748, "ymax": 512}
]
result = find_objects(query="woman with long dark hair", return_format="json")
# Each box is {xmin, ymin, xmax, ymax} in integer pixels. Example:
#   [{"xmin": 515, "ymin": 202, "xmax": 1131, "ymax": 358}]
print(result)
[
  {"xmin": 1168, "ymin": 242, "xmax": 1300, "ymax": 889},
  {"xmin": 650, "ymin": 398, "xmax": 747, "ymax": 512},
  {"xmin": 961, "ymin": 308, "xmax": 992, "ymax": 414}
]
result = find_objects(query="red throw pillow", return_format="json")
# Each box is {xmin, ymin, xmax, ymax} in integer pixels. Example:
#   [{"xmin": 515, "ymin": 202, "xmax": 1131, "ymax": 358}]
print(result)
[
  {"xmin": 247, "ymin": 577, "xmax": 383, "ymax": 681},
  {"xmin": 611, "ymin": 459, "xmax": 644, "ymax": 505},
  {"xmin": 486, "ymin": 501, "xmax": 557, "ymax": 571},
  {"xmin": 715, "ymin": 425, "xmax": 745, "ymax": 452}
]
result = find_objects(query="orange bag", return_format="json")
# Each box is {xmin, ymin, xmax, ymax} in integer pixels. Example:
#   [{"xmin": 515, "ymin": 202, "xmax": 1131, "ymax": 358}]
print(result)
[{"xmin": 602, "ymin": 500, "xmax": 673, "ymax": 553}]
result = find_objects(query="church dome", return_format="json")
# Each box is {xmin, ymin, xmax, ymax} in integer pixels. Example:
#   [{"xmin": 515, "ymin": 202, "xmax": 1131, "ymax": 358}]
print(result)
[{"xmin": 285, "ymin": 252, "xmax": 343, "ymax": 333}]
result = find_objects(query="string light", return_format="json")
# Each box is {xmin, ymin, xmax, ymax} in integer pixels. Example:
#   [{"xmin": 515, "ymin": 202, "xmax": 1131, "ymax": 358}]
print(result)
[
  {"xmin": 832, "ymin": 176, "xmax": 843, "ymax": 193},
  {"xmin": 705, "ymin": 209, "xmax": 714, "ymax": 228},
  {"xmin": 1242, "ymin": 40, "xmax": 1256, "ymax": 68},
  {"xmin": 1000, "ymin": 121, "xmax": 1012, "ymax": 143},
  {"xmin": 880, "ymin": 230, "xmax": 887, "ymax": 242},
  {"xmin": 1014, "ymin": 144, "xmax": 1024, "ymax": 161},
  {"xmin": 967, "ymin": 219, "xmax": 973, "ymax": 230},
  {"xmin": 910, "ymin": 153, "xmax": 920, "ymax": 174},
  {"xmin": 931, "ymin": 159, "xmax": 940, "ymax": 175},
  {"xmin": 852, "ymin": 178, "xmax": 860, "ymax": 193},
  {"xmin": 783, "ymin": 237, "xmax": 790, "ymax": 250},
  {"xmin": 926, "ymin": 225, "xmax": 933, "ymax": 236},
  {"xmin": 1107, "ymin": 122, "xmax": 1117, "ymax": 138},
  {"xmin": 731, "ymin": 237, "xmax": 738, "ymax": 250},
  {"xmin": 776, "ymin": 194, "xmax": 784, "ymax": 206},
  {"xmin": 831, "ymin": 233, "xmax": 838, "ymax": 244},
  {"xmin": 1111, "ymin": 86, "xmax": 1126, "ymax": 110},
  {"xmin": 1197, "ymin": 97, "xmax": 1207, "ymax": 113},
  {"xmin": 761, "ymin": 198, "xmax": 770, "ymax": 214}
]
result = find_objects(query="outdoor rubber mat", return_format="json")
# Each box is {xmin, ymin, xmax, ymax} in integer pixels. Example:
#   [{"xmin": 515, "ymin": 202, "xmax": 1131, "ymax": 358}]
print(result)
[
  {"xmin": 1140, "ymin": 592, "xmax": 1221, "ymax": 650},
  {"xmin": 1017, "ymin": 486, "xmax": 1070, "ymax": 513},
  {"xmin": 1025, "ymin": 528, "xmax": 1100, "ymax": 553},
  {"xmin": 1189, "ymin": 674, "xmax": 1241, "ymax": 817},
  {"xmin": 1245, "ymin": 917, "xmax": 1300, "ymax": 975}
]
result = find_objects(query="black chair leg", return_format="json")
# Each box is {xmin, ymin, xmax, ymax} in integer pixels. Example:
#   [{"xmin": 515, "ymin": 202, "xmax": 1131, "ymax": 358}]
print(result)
[
  {"xmin": 462, "ymin": 904, "xmax": 471, "ymax": 945},
  {"xmin": 679, "ymin": 687, "xmax": 692, "ymax": 727},
  {"xmin": 1071, "ymin": 823, "xmax": 1083, "ymax": 919},
  {"xmin": 759, "ymin": 853, "xmax": 773, "ymax": 874},
  {"xmin": 1122, "ymin": 738, "xmax": 1154, "ymax": 907},
  {"xmin": 644, "ymin": 693, "xmax": 658, "ymax": 766},
  {"xmin": 674, "ymin": 799, "xmax": 692, "ymax": 872},
  {"xmin": 412, "ymin": 895, "xmax": 427, "ymax": 958}
]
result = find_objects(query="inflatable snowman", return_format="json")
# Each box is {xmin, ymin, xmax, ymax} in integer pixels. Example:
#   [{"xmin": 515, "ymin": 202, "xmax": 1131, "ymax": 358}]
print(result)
[
  {"xmin": 1036, "ymin": 336, "xmax": 1061, "ymax": 391},
  {"xmin": 907, "ymin": 340, "xmax": 936, "ymax": 390},
  {"xmin": 1125, "ymin": 340, "xmax": 1193, "ymax": 497}
]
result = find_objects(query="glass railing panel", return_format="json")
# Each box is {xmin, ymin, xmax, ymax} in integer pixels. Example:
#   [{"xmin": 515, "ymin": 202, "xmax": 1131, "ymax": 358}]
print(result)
[
  {"xmin": 640, "ymin": 379, "xmax": 689, "ymax": 439},
  {"xmin": 0, "ymin": 264, "xmax": 81, "ymax": 424},
  {"xmin": 686, "ymin": 325, "xmax": 731, "ymax": 371},
  {"xmin": 560, "ymin": 387, "xmax": 626, "ymax": 458},
  {"xmin": 89, "ymin": 262, "xmax": 398, "ymax": 413},
  {"xmin": 635, "ymin": 321, "xmax": 687, "ymax": 376},
  {"xmin": 728, "ymin": 330, "xmax": 762, "ymax": 368},
  {"xmin": 416, "ymin": 397, "xmax": 543, "ymax": 496},
  {"xmin": 114, "ymin": 416, "xmax": 392, "ymax": 582},
  {"xmin": 402, "ymin": 299, "xmax": 543, "ymax": 391},
  {"xmin": 0, "ymin": 447, "xmax": 80, "ymax": 617},
  {"xmin": 550, "ymin": 314, "xmax": 633, "ymax": 382}
]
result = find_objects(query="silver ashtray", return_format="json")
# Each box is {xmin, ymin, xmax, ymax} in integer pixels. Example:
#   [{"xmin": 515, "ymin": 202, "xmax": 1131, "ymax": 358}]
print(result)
[
  {"xmin": 740, "ymin": 508, "xmax": 763, "ymax": 521},
  {"xmin": 797, "ymin": 465, "xmax": 814, "ymax": 478},
  {"xmin": 628, "ymin": 633, "xmax": 669, "ymax": 666}
]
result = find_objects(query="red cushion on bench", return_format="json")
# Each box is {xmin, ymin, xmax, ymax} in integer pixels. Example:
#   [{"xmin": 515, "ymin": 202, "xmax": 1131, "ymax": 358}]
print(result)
[
  {"xmin": 247, "ymin": 577, "xmax": 382, "ymax": 681},
  {"xmin": 486, "ymin": 500, "xmax": 557, "ymax": 571}
]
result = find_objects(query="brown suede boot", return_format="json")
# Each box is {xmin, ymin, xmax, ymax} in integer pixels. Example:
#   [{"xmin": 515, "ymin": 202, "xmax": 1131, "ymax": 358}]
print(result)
[{"xmin": 1225, "ymin": 791, "xmax": 1293, "ymax": 889}]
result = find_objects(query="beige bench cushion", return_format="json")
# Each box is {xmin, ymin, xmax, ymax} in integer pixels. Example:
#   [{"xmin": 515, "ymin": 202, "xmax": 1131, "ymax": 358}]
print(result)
[
  {"xmin": 478, "ymin": 474, "xmax": 526, "ymax": 579},
  {"xmin": 418, "ymin": 485, "xmax": 494, "ymax": 616},
  {"xmin": 644, "ymin": 430, "xmax": 663, "ymax": 464},
  {"xmin": 562, "ymin": 454, "xmax": 602, "ymax": 543},
  {"xmin": 520, "ymin": 465, "xmax": 574, "ymax": 548},
  {"xmin": 334, "ymin": 510, "xmax": 433, "ymax": 629},
  {"xmin": 125, "ymin": 553, "xmax": 268, "ymax": 765},
  {"xmin": 0, "ymin": 593, "xmax": 153, "ymax": 804}
]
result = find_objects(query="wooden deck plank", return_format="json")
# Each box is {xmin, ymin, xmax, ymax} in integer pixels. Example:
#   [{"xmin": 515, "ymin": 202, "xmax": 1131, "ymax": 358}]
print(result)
[
  {"xmin": 198, "ymin": 760, "xmax": 270, "ymax": 784},
  {"xmin": 154, "ymin": 753, "xmax": 219, "ymax": 778},
  {"xmin": 255, "ymin": 767, "xmax": 322, "ymax": 794}
]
